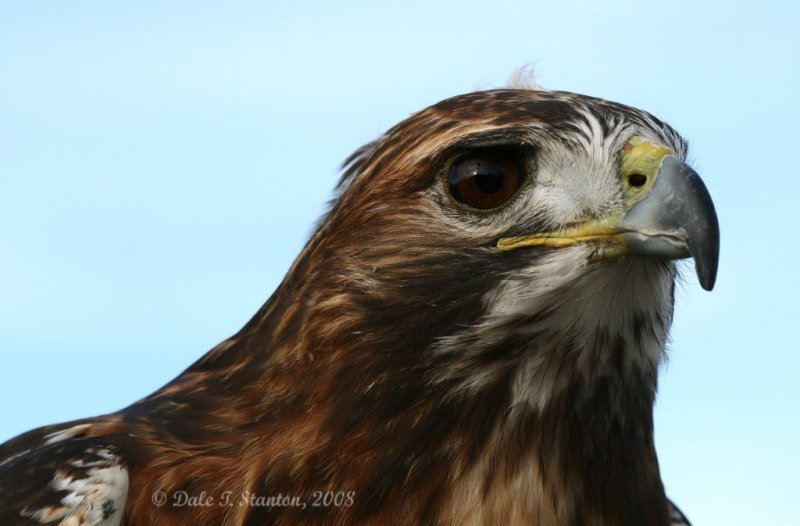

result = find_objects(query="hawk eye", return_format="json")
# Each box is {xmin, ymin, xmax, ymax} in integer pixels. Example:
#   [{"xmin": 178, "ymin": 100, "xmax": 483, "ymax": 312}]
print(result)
[{"xmin": 448, "ymin": 149, "xmax": 525, "ymax": 210}]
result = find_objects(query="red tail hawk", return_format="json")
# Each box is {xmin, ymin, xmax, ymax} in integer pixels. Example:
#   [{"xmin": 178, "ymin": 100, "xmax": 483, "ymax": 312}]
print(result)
[{"xmin": 0, "ymin": 88, "xmax": 718, "ymax": 525}]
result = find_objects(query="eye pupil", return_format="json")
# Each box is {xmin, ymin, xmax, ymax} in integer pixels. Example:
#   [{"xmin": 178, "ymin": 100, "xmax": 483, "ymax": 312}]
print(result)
[
  {"xmin": 474, "ymin": 165, "xmax": 504, "ymax": 194},
  {"xmin": 448, "ymin": 149, "xmax": 524, "ymax": 210}
]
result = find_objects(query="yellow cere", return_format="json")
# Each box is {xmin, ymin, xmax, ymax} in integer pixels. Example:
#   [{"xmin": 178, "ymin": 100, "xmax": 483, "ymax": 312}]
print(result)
[{"xmin": 619, "ymin": 136, "xmax": 673, "ymax": 208}]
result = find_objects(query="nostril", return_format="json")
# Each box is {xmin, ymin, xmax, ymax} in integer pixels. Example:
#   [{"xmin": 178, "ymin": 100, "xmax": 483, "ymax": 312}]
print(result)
[{"xmin": 628, "ymin": 173, "xmax": 647, "ymax": 188}]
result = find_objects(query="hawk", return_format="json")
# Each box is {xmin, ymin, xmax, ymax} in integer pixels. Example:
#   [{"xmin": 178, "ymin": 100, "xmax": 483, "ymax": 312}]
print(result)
[{"xmin": 0, "ymin": 87, "xmax": 718, "ymax": 525}]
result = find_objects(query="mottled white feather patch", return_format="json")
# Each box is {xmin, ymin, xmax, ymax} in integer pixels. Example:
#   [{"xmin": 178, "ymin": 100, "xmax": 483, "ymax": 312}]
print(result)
[{"xmin": 22, "ymin": 446, "xmax": 128, "ymax": 526}]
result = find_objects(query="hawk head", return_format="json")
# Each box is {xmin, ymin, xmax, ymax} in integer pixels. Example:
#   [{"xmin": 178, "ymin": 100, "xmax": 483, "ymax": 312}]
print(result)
[{"xmin": 294, "ymin": 88, "xmax": 718, "ymax": 385}]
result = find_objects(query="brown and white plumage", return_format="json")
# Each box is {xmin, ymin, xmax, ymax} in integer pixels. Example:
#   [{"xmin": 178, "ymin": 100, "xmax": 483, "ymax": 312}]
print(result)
[{"xmin": 0, "ymin": 87, "xmax": 718, "ymax": 525}]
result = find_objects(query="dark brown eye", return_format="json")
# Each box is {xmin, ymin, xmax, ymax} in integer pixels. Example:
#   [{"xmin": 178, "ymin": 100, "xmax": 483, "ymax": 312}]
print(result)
[{"xmin": 448, "ymin": 149, "xmax": 525, "ymax": 210}]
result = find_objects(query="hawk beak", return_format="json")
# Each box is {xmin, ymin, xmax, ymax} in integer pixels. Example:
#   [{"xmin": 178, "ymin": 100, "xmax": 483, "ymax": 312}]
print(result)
[
  {"xmin": 615, "ymin": 156, "xmax": 719, "ymax": 290},
  {"xmin": 497, "ymin": 141, "xmax": 720, "ymax": 291}
]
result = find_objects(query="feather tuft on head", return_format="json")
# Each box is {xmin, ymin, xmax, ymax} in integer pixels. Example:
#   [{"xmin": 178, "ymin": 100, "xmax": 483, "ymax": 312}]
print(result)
[{"xmin": 506, "ymin": 63, "xmax": 546, "ymax": 91}]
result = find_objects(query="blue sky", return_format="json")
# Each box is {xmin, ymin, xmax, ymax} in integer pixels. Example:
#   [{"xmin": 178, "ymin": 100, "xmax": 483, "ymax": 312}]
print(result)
[{"xmin": 1, "ymin": 1, "xmax": 797, "ymax": 524}]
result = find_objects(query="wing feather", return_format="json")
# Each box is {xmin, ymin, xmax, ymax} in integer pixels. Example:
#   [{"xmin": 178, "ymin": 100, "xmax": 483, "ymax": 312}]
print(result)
[{"xmin": 0, "ymin": 431, "xmax": 128, "ymax": 526}]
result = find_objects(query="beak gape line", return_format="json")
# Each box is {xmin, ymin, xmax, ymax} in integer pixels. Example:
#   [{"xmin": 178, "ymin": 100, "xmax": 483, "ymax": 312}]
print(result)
[{"xmin": 497, "ymin": 138, "xmax": 720, "ymax": 291}]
